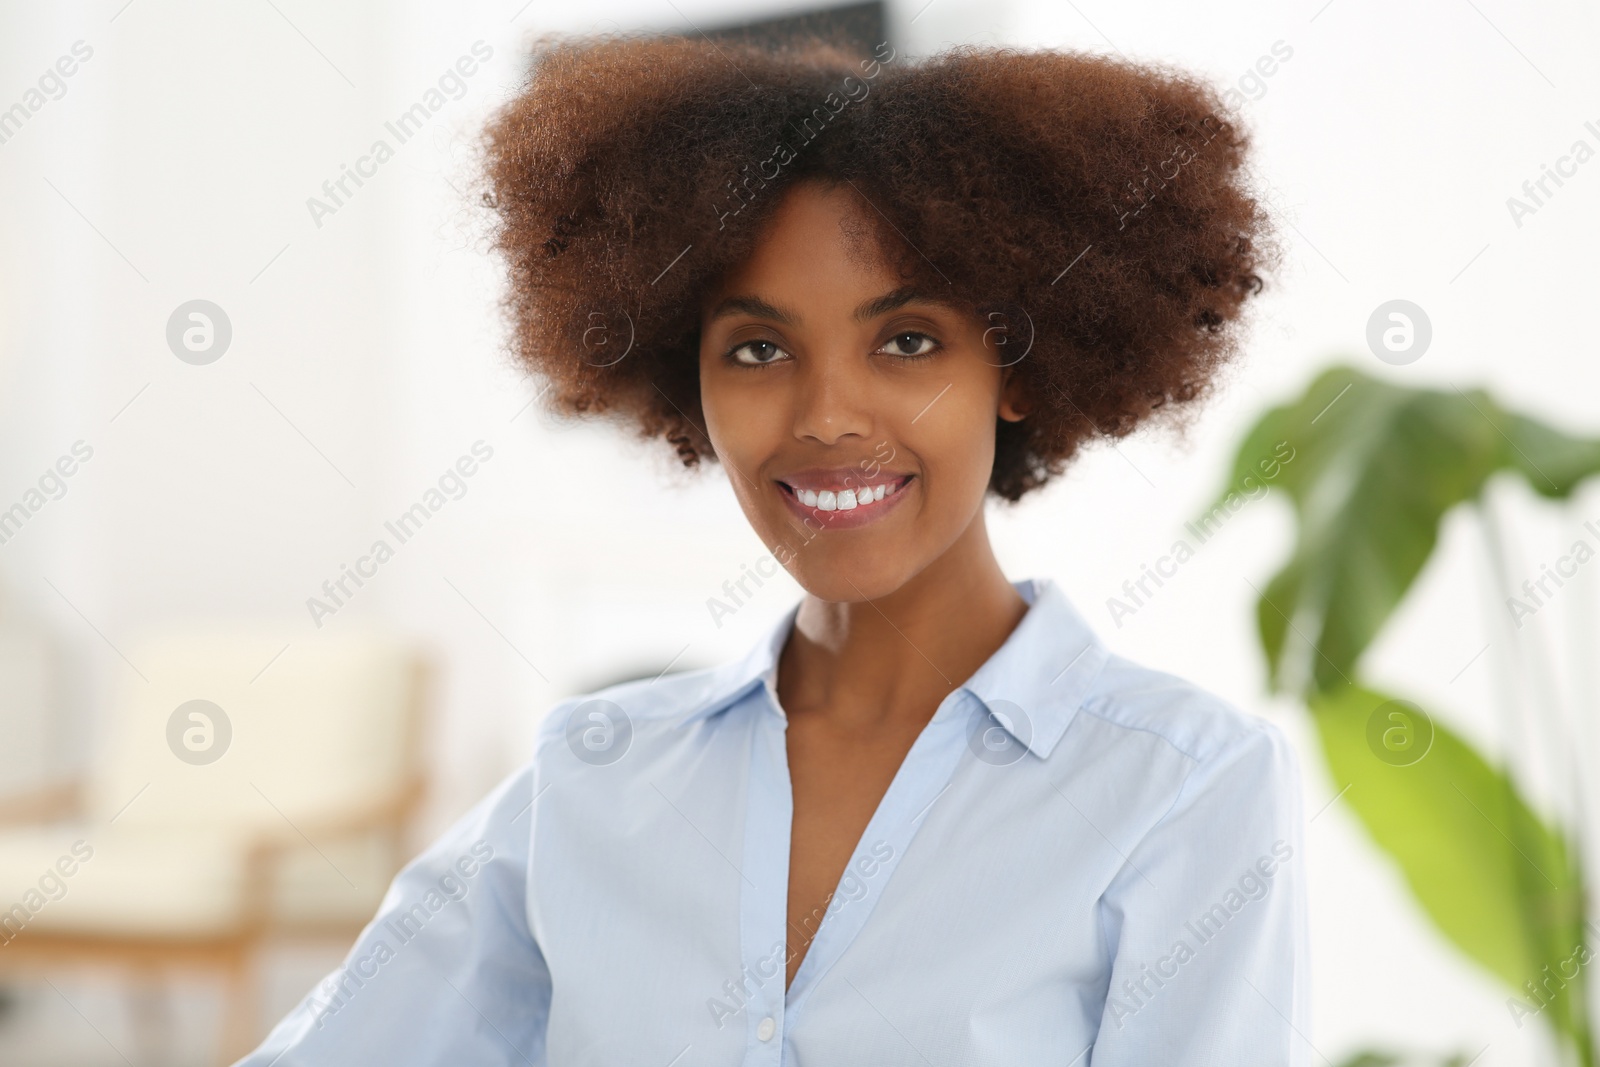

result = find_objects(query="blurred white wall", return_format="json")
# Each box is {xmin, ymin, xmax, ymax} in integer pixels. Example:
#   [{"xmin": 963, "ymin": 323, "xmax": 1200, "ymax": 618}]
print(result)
[{"xmin": 2, "ymin": 0, "xmax": 1598, "ymax": 1062}]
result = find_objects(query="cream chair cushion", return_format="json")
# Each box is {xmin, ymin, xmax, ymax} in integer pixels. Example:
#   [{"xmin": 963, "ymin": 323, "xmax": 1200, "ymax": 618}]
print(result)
[{"xmin": 0, "ymin": 629, "xmax": 420, "ymax": 940}]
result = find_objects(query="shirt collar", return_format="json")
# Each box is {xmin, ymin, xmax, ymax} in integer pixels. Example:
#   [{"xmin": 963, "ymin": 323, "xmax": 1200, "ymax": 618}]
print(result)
[
  {"xmin": 675, "ymin": 577, "xmax": 1108, "ymax": 760},
  {"xmin": 949, "ymin": 576, "xmax": 1110, "ymax": 759},
  {"xmin": 672, "ymin": 598, "xmax": 798, "ymax": 728}
]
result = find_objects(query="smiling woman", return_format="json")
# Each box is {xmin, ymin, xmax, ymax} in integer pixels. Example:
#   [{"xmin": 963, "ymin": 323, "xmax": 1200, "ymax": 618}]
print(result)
[
  {"xmin": 240, "ymin": 30, "xmax": 1306, "ymax": 1067},
  {"xmin": 479, "ymin": 34, "xmax": 1269, "ymax": 502},
  {"xmin": 697, "ymin": 183, "xmax": 1031, "ymax": 593}
]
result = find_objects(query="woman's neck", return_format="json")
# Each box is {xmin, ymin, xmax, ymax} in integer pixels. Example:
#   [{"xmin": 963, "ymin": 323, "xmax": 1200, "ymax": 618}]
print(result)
[{"xmin": 776, "ymin": 511, "xmax": 1029, "ymax": 732}]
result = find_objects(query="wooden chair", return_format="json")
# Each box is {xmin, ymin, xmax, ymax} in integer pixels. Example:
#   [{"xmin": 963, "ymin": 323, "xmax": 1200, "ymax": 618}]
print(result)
[{"xmin": 0, "ymin": 628, "xmax": 429, "ymax": 1064}]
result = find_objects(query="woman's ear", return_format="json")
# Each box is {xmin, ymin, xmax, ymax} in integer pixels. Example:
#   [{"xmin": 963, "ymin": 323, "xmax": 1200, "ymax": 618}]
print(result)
[{"xmin": 998, "ymin": 366, "xmax": 1030, "ymax": 423}]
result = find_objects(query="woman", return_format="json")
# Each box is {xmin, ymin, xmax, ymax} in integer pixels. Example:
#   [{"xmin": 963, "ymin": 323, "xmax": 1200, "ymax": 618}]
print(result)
[{"xmin": 242, "ymin": 32, "xmax": 1307, "ymax": 1066}]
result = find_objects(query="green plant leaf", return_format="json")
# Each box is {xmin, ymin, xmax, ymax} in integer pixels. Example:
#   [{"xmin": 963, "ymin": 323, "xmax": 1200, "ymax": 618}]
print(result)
[
  {"xmin": 1330, "ymin": 1053, "xmax": 1402, "ymax": 1067},
  {"xmin": 1331, "ymin": 1053, "xmax": 1402, "ymax": 1067},
  {"xmin": 1312, "ymin": 683, "xmax": 1590, "ymax": 1057},
  {"xmin": 1217, "ymin": 364, "xmax": 1600, "ymax": 1060},
  {"xmin": 1209, "ymin": 365, "xmax": 1600, "ymax": 695}
]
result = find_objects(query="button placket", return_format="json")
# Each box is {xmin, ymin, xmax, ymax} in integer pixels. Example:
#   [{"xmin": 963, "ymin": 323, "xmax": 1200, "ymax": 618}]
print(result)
[
  {"xmin": 737, "ymin": 688, "xmax": 792, "ymax": 1063},
  {"xmin": 780, "ymin": 689, "xmax": 976, "ymax": 1025}
]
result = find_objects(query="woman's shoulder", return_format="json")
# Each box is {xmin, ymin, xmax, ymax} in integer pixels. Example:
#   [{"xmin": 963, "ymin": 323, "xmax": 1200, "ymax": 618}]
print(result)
[
  {"xmin": 1064, "ymin": 652, "xmax": 1306, "ymax": 895},
  {"xmin": 529, "ymin": 659, "xmax": 759, "ymax": 756},
  {"xmin": 1072, "ymin": 649, "xmax": 1297, "ymax": 782}
]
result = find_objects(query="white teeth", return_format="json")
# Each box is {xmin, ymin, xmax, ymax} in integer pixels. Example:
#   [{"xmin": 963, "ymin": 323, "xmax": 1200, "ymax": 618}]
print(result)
[{"xmin": 788, "ymin": 479, "xmax": 906, "ymax": 509}]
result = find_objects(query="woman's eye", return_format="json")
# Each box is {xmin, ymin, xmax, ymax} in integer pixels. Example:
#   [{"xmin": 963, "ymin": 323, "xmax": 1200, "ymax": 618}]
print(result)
[
  {"xmin": 728, "ymin": 340, "xmax": 789, "ymax": 366},
  {"xmin": 879, "ymin": 332, "xmax": 939, "ymax": 359}
]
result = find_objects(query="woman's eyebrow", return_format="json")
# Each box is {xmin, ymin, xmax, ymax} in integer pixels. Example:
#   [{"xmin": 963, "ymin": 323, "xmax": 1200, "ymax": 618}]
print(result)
[
  {"xmin": 705, "ymin": 294, "xmax": 797, "ymax": 326},
  {"xmin": 852, "ymin": 286, "xmax": 934, "ymax": 322},
  {"xmin": 704, "ymin": 286, "xmax": 939, "ymax": 327}
]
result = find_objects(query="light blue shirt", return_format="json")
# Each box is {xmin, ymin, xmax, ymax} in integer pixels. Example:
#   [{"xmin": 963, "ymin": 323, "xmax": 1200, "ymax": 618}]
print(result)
[{"xmin": 240, "ymin": 577, "xmax": 1309, "ymax": 1066}]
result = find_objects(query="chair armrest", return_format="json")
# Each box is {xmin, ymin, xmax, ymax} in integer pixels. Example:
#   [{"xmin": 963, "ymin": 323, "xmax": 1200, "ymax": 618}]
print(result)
[
  {"xmin": 299, "ymin": 774, "xmax": 424, "ymax": 839},
  {"xmin": 237, "ymin": 775, "xmax": 427, "ymax": 927},
  {"xmin": 0, "ymin": 780, "xmax": 81, "ymax": 826}
]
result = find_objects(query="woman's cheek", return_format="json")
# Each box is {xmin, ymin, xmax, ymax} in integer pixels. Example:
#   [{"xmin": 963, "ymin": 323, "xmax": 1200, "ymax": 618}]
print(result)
[
  {"xmin": 699, "ymin": 379, "xmax": 750, "ymax": 460},
  {"xmin": 723, "ymin": 400, "xmax": 781, "ymax": 471},
  {"xmin": 924, "ymin": 408, "xmax": 993, "ymax": 491}
]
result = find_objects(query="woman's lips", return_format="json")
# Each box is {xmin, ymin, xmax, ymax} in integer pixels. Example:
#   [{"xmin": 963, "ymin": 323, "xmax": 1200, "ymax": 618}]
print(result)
[{"xmin": 775, "ymin": 473, "xmax": 914, "ymax": 530}]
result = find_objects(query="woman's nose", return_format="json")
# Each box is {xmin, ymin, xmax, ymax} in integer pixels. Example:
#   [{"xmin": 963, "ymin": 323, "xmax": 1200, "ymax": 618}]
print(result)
[{"xmin": 790, "ymin": 352, "xmax": 873, "ymax": 446}]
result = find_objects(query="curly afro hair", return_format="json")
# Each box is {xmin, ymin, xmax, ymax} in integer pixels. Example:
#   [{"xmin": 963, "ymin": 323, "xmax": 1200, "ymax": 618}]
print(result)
[{"xmin": 480, "ymin": 32, "xmax": 1273, "ymax": 501}]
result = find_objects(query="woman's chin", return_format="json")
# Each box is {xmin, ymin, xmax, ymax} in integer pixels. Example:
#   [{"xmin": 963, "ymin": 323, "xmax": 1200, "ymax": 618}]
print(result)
[{"xmin": 780, "ymin": 549, "xmax": 921, "ymax": 604}]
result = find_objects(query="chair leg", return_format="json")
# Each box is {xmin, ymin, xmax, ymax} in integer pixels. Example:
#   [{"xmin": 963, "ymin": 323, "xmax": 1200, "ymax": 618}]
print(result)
[
  {"xmin": 217, "ymin": 945, "xmax": 259, "ymax": 1066},
  {"xmin": 126, "ymin": 966, "xmax": 174, "ymax": 1067}
]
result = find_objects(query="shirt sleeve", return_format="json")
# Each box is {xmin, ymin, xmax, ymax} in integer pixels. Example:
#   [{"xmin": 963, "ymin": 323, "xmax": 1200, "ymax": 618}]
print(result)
[
  {"xmin": 234, "ymin": 760, "xmax": 551, "ymax": 1066},
  {"xmin": 1088, "ymin": 718, "xmax": 1310, "ymax": 1067}
]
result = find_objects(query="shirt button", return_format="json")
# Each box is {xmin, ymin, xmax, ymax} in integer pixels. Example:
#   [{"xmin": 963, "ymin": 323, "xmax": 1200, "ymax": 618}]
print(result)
[{"xmin": 757, "ymin": 1016, "xmax": 776, "ymax": 1041}]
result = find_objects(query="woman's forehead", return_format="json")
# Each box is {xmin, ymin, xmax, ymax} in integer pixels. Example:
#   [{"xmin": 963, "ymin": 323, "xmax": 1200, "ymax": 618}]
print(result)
[{"xmin": 701, "ymin": 184, "xmax": 930, "ymax": 317}]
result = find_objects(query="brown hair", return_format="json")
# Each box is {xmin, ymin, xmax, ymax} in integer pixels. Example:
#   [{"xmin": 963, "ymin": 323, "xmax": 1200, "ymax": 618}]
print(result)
[{"xmin": 481, "ymin": 33, "xmax": 1273, "ymax": 500}]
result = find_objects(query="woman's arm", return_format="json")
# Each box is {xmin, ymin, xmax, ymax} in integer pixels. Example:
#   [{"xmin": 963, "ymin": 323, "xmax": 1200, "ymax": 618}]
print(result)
[
  {"xmin": 235, "ymin": 761, "xmax": 552, "ymax": 1066},
  {"xmin": 1090, "ymin": 721, "xmax": 1310, "ymax": 1066}
]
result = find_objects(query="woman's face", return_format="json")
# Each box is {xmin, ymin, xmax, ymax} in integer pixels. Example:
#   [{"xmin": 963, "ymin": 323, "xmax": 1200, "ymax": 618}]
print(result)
[{"xmin": 698, "ymin": 180, "xmax": 1027, "ymax": 602}]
